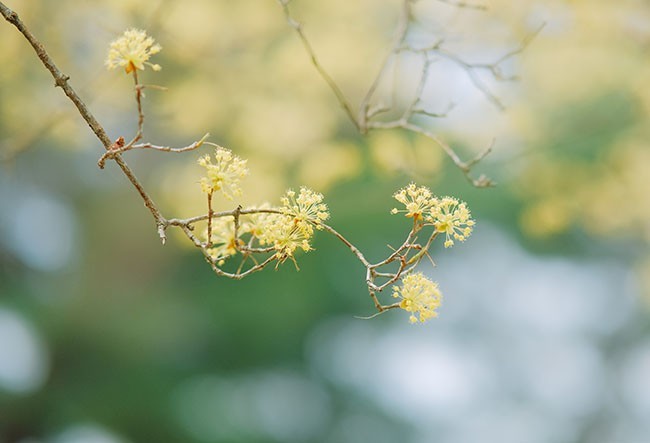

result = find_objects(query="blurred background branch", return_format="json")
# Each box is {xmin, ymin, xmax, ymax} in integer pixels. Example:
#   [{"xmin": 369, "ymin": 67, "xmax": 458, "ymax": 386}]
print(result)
[{"xmin": 278, "ymin": 0, "xmax": 541, "ymax": 187}]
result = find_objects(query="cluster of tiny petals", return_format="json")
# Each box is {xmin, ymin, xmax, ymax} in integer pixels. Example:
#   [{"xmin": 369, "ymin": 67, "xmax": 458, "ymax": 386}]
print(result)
[
  {"xmin": 246, "ymin": 203, "xmax": 274, "ymax": 240},
  {"xmin": 393, "ymin": 272, "xmax": 442, "ymax": 323},
  {"xmin": 269, "ymin": 216, "xmax": 312, "ymax": 262},
  {"xmin": 426, "ymin": 196, "xmax": 475, "ymax": 248},
  {"xmin": 391, "ymin": 183, "xmax": 437, "ymax": 221},
  {"xmin": 105, "ymin": 29, "xmax": 162, "ymax": 73},
  {"xmin": 245, "ymin": 205, "xmax": 314, "ymax": 262},
  {"xmin": 204, "ymin": 217, "xmax": 244, "ymax": 266},
  {"xmin": 281, "ymin": 187, "xmax": 330, "ymax": 234},
  {"xmin": 249, "ymin": 212, "xmax": 311, "ymax": 261},
  {"xmin": 198, "ymin": 148, "xmax": 249, "ymax": 200}
]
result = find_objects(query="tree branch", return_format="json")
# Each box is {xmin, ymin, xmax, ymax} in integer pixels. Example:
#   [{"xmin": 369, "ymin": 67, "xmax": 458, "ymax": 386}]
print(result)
[
  {"xmin": 276, "ymin": 0, "xmax": 513, "ymax": 187},
  {"xmin": 276, "ymin": 0, "xmax": 360, "ymax": 130},
  {"xmin": 0, "ymin": 2, "xmax": 168, "ymax": 240},
  {"xmin": 2, "ymin": 1, "xmax": 469, "ymax": 320}
]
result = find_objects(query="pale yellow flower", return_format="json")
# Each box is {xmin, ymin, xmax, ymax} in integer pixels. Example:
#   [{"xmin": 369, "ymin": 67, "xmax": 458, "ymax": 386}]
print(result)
[
  {"xmin": 427, "ymin": 197, "xmax": 475, "ymax": 248},
  {"xmin": 105, "ymin": 29, "xmax": 162, "ymax": 73},
  {"xmin": 246, "ymin": 203, "xmax": 274, "ymax": 241},
  {"xmin": 204, "ymin": 217, "xmax": 245, "ymax": 266},
  {"xmin": 247, "ymin": 193, "xmax": 326, "ymax": 265},
  {"xmin": 256, "ymin": 213, "xmax": 312, "ymax": 264},
  {"xmin": 392, "ymin": 272, "xmax": 442, "ymax": 323},
  {"xmin": 391, "ymin": 183, "xmax": 436, "ymax": 222},
  {"xmin": 281, "ymin": 187, "xmax": 329, "ymax": 234},
  {"xmin": 198, "ymin": 148, "xmax": 249, "ymax": 200}
]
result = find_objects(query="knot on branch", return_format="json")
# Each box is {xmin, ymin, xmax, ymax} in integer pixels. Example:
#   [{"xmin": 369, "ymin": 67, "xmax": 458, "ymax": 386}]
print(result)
[
  {"xmin": 54, "ymin": 74, "xmax": 70, "ymax": 88},
  {"xmin": 97, "ymin": 136, "xmax": 126, "ymax": 169}
]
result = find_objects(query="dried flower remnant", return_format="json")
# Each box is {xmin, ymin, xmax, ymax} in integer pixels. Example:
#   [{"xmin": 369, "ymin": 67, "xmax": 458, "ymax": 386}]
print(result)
[
  {"xmin": 427, "ymin": 196, "xmax": 475, "ymax": 248},
  {"xmin": 198, "ymin": 148, "xmax": 249, "ymax": 200},
  {"xmin": 390, "ymin": 183, "xmax": 436, "ymax": 222},
  {"xmin": 392, "ymin": 272, "xmax": 442, "ymax": 323},
  {"xmin": 105, "ymin": 29, "xmax": 162, "ymax": 73}
]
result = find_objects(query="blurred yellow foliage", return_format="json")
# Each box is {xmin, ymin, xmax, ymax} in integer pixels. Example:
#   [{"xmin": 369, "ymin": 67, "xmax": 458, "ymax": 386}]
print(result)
[
  {"xmin": 297, "ymin": 141, "xmax": 362, "ymax": 191},
  {"xmin": 370, "ymin": 130, "xmax": 443, "ymax": 178},
  {"xmin": 497, "ymin": 2, "xmax": 650, "ymax": 302}
]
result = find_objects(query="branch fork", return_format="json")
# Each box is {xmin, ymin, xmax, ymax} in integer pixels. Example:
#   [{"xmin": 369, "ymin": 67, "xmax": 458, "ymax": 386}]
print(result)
[{"xmin": 278, "ymin": 0, "xmax": 542, "ymax": 187}]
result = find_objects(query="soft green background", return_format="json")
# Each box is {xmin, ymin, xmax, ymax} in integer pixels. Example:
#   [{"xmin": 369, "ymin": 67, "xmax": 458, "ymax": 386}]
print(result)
[{"xmin": 1, "ymin": 1, "xmax": 650, "ymax": 442}]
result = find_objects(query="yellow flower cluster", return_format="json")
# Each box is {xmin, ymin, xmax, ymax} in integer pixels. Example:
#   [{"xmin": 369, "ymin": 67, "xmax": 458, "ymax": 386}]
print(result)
[
  {"xmin": 105, "ymin": 29, "xmax": 162, "ymax": 73},
  {"xmin": 205, "ymin": 218, "xmax": 242, "ymax": 266},
  {"xmin": 203, "ymin": 187, "xmax": 330, "ymax": 267},
  {"xmin": 281, "ymin": 187, "xmax": 329, "ymax": 233},
  {"xmin": 428, "ymin": 196, "xmax": 475, "ymax": 248},
  {"xmin": 391, "ymin": 183, "xmax": 475, "ymax": 247},
  {"xmin": 392, "ymin": 272, "xmax": 442, "ymax": 323},
  {"xmin": 258, "ymin": 188, "xmax": 330, "ymax": 263},
  {"xmin": 198, "ymin": 148, "xmax": 249, "ymax": 200},
  {"xmin": 258, "ymin": 214, "xmax": 313, "ymax": 263},
  {"xmin": 391, "ymin": 183, "xmax": 435, "ymax": 221}
]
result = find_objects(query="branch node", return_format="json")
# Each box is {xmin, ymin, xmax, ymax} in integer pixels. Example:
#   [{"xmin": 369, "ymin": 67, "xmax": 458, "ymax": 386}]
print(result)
[
  {"xmin": 97, "ymin": 136, "xmax": 126, "ymax": 169},
  {"xmin": 157, "ymin": 223, "xmax": 167, "ymax": 244},
  {"xmin": 54, "ymin": 74, "xmax": 70, "ymax": 88}
]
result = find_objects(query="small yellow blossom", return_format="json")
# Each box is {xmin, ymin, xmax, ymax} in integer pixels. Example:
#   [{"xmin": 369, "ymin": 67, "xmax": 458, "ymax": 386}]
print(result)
[
  {"xmin": 246, "ymin": 203, "xmax": 274, "ymax": 240},
  {"xmin": 281, "ymin": 187, "xmax": 330, "ymax": 234},
  {"xmin": 204, "ymin": 217, "xmax": 245, "ymax": 266},
  {"xmin": 248, "ymin": 194, "xmax": 325, "ymax": 265},
  {"xmin": 391, "ymin": 183, "xmax": 436, "ymax": 222},
  {"xmin": 256, "ymin": 213, "xmax": 313, "ymax": 264},
  {"xmin": 426, "ymin": 196, "xmax": 475, "ymax": 248},
  {"xmin": 105, "ymin": 29, "xmax": 162, "ymax": 73},
  {"xmin": 198, "ymin": 148, "xmax": 249, "ymax": 200},
  {"xmin": 392, "ymin": 272, "xmax": 442, "ymax": 323}
]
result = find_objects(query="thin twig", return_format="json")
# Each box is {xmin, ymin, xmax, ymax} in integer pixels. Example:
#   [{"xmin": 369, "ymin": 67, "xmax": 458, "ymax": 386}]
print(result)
[
  {"xmin": 0, "ymin": 2, "xmax": 168, "ymax": 240},
  {"xmin": 206, "ymin": 192, "xmax": 214, "ymax": 247},
  {"xmin": 317, "ymin": 222, "xmax": 371, "ymax": 268},
  {"xmin": 354, "ymin": 303, "xmax": 401, "ymax": 320},
  {"xmin": 430, "ymin": 48, "xmax": 506, "ymax": 110},
  {"xmin": 358, "ymin": 0, "xmax": 413, "ymax": 132},
  {"xmin": 128, "ymin": 69, "xmax": 144, "ymax": 146},
  {"xmin": 166, "ymin": 207, "xmax": 284, "ymax": 228},
  {"xmin": 132, "ymin": 133, "xmax": 210, "ymax": 153},
  {"xmin": 367, "ymin": 120, "xmax": 495, "ymax": 187},
  {"xmin": 276, "ymin": 0, "xmax": 505, "ymax": 186},
  {"xmin": 276, "ymin": 0, "xmax": 360, "ymax": 130},
  {"xmin": 427, "ymin": 23, "xmax": 545, "ymax": 110}
]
